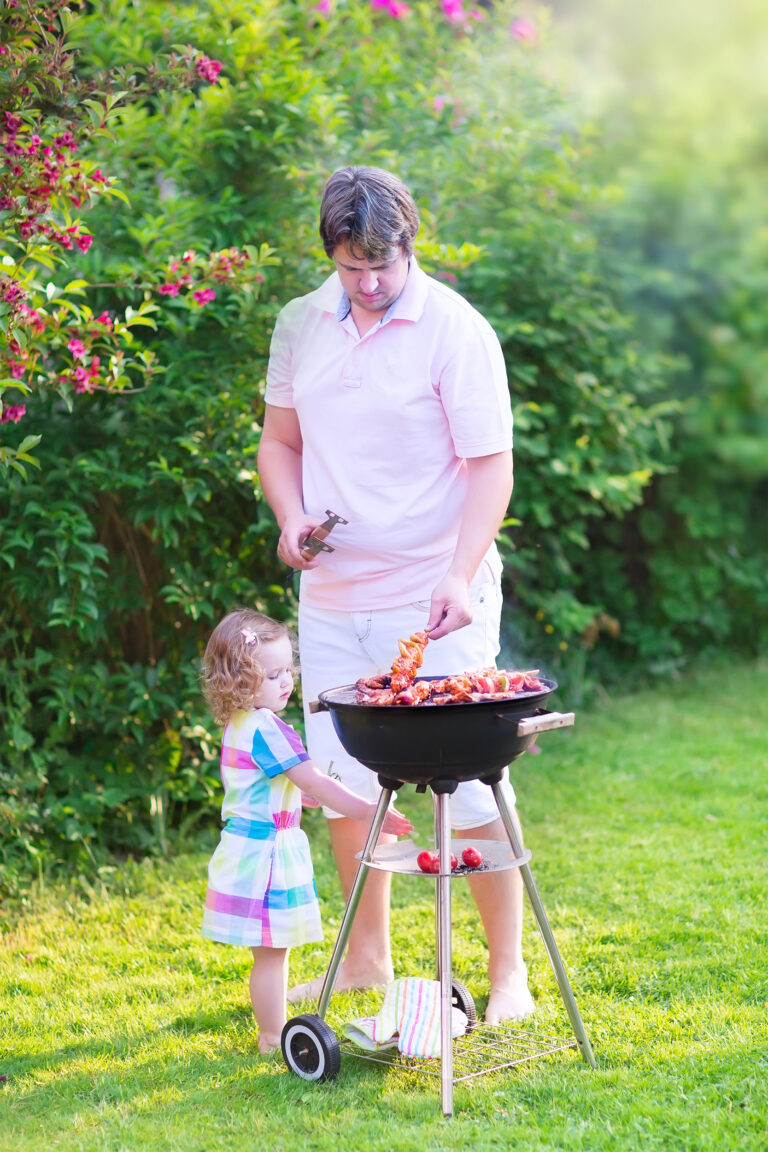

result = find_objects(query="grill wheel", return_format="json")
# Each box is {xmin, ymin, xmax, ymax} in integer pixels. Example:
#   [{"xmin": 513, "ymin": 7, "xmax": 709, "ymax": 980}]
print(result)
[
  {"xmin": 451, "ymin": 979, "xmax": 477, "ymax": 1033},
  {"xmin": 281, "ymin": 1014, "xmax": 341, "ymax": 1082}
]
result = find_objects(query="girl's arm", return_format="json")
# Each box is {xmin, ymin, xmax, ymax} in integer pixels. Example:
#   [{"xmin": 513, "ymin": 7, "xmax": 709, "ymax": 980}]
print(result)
[{"xmin": 285, "ymin": 760, "xmax": 413, "ymax": 836}]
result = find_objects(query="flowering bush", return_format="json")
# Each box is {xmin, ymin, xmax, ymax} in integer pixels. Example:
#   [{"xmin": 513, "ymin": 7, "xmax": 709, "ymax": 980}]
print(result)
[{"xmin": 0, "ymin": 0, "xmax": 269, "ymax": 471}]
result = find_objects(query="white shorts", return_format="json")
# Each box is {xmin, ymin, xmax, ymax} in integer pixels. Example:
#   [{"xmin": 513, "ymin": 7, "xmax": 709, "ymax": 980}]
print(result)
[{"xmin": 298, "ymin": 561, "xmax": 516, "ymax": 829}]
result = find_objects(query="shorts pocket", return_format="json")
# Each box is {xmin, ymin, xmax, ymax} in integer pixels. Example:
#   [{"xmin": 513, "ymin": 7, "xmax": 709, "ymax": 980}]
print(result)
[
  {"xmin": 468, "ymin": 559, "xmax": 498, "ymax": 608},
  {"xmin": 409, "ymin": 599, "xmax": 431, "ymax": 612}
]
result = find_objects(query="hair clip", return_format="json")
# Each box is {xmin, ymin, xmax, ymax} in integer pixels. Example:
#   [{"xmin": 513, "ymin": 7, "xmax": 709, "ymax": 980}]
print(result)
[{"xmin": 241, "ymin": 628, "xmax": 257, "ymax": 645}]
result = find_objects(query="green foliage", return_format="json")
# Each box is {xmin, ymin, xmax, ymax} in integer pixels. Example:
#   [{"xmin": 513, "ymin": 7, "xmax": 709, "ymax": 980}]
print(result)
[
  {"xmin": 4, "ymin": 0, "xmax": 761, "ymax": 894},
  {"xmin": 548, "ymin": 0, "xmax": 768, "ymax": 668}
]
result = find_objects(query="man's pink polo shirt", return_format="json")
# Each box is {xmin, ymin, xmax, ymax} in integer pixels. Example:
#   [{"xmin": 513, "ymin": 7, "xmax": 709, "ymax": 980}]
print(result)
[{"xmin": 264, "ymin": 258, "xmax": 513, "ymax": 611}]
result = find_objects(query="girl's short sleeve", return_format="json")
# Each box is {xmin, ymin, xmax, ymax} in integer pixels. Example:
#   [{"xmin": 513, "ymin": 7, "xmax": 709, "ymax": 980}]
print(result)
[{"xmin": 251, "ymin": 711, "xmax": 310, "ymax": 778}]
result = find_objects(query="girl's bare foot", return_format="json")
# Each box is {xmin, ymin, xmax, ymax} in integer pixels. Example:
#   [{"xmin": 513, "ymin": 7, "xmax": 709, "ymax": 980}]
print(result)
[{"xmin": 258, "ymin": 1033, "xmax": 281, "ymax": 1054}]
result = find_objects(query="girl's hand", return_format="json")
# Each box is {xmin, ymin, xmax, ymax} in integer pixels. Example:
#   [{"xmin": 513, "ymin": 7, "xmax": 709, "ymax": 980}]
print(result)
[
  {"xmin": 301, "ymin": 792, "xmax": 321, "ymax": 809},
  {"xmin": 380, "ymin": 805, "xmax": 414, "ymax": 837}
]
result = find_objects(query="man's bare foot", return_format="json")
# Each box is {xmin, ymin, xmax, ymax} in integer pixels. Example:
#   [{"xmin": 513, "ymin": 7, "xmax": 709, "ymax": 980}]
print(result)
[
  {"xmin": 287, "ymin": 967, "xmax": 393, "ymax": 1005},
  {"xmin": 484, "ymin": 970, "xmax": 536, "ymax": 1025}
]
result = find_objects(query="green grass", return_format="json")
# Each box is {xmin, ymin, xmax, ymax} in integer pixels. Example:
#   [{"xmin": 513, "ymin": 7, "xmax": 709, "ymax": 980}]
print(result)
[{"xmin": 2, "ymin": 658, "xmax": 767, "ymax": 1151}]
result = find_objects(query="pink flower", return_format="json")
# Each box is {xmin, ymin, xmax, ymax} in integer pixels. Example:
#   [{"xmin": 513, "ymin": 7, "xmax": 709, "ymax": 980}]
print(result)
[
  {"xmin": 0, "ymin": 404, "xmax": 26, "ymax": 424},
  {"xmin": 441, "ymin": 0, "xmax": 466, "ymax": 23},
  {"xmin": 75, "ymin": 233, "xmax": 93, "ymax": 253},
  {"xmin": 20, "ymin": 304, "xmax": 45, "ymax": 333},
  {"xmin": 370, "ymin": 0, "xmax": 409, "ymax": 15},
  {"xmin": 511, "ymin": 18, "xmax": 537, "ymax": 40},
  {"xmin": 75, "ymin": 376, "xmax": 94, "ymax": 394},
  {"xmin": 433, "ymin": 95, "xmax": 446, "ymax": 113},
  {"xmin": 195, "ymin": 56, "xmax": 222, "ymax": 84},
  {"xmin": 469, "ymin": 8, "xmax": 485, "ymax": 19},
  {"xmin": 313, "ymin": 0, "xmax": 331, "ymax": 11},
  {"xmin": 53, "ymin": 131, "xmax": 77, "ymax": 150},
  {"xmin": 192, "ymin": 287, "xmax": 216, "ymax": 306},
  {"xmin": 159, "ymin": 282, "xmax": 181, "ymax": 296},
  {"xmin": 68, "ymin": 338, "xmax": 86, "ymax": 360},
  {"xmin": 95, "ymin": 311, "xmax": 113, "ymax": 329}
]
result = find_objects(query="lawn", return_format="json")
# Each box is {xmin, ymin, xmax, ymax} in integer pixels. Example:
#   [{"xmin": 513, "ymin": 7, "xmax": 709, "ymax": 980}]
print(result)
[{"xmin": 1, "ymin": 658, "xmax": 766, "ymax": 1151}]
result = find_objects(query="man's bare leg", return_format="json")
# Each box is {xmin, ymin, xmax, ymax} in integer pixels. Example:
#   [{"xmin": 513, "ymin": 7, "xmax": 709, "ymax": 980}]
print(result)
[
  {"xmin": 287, "ymin": 816, "xmax": 396, "ymax": 1004},
  {"xmin": 455, "ymin": 812, "xmax": 535, "ymax": 1023}
]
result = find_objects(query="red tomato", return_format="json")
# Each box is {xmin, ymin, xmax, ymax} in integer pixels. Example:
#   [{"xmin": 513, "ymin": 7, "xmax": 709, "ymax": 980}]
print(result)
[
  {"xmin": 461, "ymin": 846, "xmax": 483, "ymax": 868},
  {"xmin": 428, "ymin": 856, "xmax": 441, "ymax": 873},
  {"xmin": 417, "ymin": 850, "xmax": 436, "ymax": 873},
  {"xmin": 450, "ymin": 853, "xmax": 459, "ymax": 870}
]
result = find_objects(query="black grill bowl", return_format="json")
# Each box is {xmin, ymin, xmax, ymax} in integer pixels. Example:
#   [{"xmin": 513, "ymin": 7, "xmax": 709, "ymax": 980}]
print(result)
[{"xmin": 314, "ymin": 676, "xmax": 558, "ymax": 786}]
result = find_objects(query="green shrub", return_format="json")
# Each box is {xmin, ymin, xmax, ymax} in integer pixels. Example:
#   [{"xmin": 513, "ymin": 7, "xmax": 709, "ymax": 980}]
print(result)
[{"xmin": 1, "ymin": 0, "xmax": 695, "ymax": 892}]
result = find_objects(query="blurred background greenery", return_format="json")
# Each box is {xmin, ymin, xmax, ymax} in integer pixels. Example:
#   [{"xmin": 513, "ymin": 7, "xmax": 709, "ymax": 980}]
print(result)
[{"xmin": 1, "ymin": 0, "xmax": 765, "ymax": 895}]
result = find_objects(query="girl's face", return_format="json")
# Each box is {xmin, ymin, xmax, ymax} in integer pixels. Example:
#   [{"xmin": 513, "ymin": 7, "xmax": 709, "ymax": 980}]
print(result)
[{"xmin": 251, "ymin": 635, "xmax": 295, "ymax": 713}]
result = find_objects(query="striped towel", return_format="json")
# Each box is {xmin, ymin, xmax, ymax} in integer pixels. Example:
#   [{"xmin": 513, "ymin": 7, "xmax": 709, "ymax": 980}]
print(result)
[{"xmin": 343, "ymin": 978, "xmax": 468, "ymax": 1059}]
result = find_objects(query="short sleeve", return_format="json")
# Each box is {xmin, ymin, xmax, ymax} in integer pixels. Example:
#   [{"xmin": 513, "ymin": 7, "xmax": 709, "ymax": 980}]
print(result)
[
  {"xmin": 264, "ymin": 302, "xmax": 298, "ymax": 408},
  {"xmin": 251, "ymin": 712, "xmax": 310, "ymax": 778},
  {"xmin": 439, "ymin": 313, "xmax": 513, "ymax": 458}
]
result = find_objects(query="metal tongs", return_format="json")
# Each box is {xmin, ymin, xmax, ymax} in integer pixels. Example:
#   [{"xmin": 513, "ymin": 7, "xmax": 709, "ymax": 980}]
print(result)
[{"xmin": 299, "ymin": 509, "xmax": 349, "ymax": 561}]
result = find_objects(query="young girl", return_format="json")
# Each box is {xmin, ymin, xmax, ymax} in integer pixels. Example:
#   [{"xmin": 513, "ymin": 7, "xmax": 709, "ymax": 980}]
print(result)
[{"xmin": 200, "ymin": 607, "xmax": 413, "ymax": 1053}]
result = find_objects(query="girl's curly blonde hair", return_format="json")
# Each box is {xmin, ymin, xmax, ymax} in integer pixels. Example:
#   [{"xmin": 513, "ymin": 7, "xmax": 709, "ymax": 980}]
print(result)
[{"xmin": 202, "ymin": 608, "xmax": 293, "ymax": 726}]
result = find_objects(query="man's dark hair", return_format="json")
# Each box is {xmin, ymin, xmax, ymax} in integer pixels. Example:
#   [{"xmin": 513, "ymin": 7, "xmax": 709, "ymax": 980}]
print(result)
[{"xmin": 319, "ymin": 166, "xmax": 420, "ymax": 260}]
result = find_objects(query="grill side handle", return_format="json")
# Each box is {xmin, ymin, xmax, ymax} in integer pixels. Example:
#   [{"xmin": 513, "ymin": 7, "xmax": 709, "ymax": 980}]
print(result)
[
  {"xmin": 308, "ymin": 700, "xmax": 327, "ymax": 714},
  {"xmin": 502, "ymin": 710, "xmax": 575, "ymax": 736}
]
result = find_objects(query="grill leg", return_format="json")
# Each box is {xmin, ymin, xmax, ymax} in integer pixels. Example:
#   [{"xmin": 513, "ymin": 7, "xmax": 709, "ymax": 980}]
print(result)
[
  {"xmin": 316, "ymin": 786, "xmax": 394, "ymax": 1019},
  {"xmin": 434, "ymin": 792, "xmax": 455, "ymax": 1116},
  {"xmin": 491, "ymin": 782, "xmax": 596, "ymax": 1069}
]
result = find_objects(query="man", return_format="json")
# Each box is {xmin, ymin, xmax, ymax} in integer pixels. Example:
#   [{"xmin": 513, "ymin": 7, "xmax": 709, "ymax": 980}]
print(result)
[{"xmin": 257, "ymin": 166, "xmax": 534, "ymax": 1023}]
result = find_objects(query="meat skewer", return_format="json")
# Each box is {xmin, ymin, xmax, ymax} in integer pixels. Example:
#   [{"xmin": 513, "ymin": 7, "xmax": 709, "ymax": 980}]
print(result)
[{"xmin": 355, "ymin": 629, "xmax": 543, "ymax": 706}]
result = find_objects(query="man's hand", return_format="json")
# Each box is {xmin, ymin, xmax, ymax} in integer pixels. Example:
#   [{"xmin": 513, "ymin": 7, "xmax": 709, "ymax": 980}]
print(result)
[
  {"xmin": 277, "ymin": 513, "xmax": 325, "ymax": 570},
  {"xmin": 426, "ymin": 573, "xmax": 473, "ymax": 640}
]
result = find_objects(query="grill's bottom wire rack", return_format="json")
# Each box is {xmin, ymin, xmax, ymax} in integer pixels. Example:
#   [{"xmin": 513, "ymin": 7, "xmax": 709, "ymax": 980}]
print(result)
[{"xmin": 339, "ymin": 1023, "xmax": 578, "ymax": 1083}]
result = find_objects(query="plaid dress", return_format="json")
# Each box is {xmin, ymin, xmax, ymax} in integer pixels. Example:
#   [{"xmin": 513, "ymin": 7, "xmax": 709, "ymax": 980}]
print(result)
[{"xmin": 201, "ymin": 708, "xmax": 323, "ymax": 948}]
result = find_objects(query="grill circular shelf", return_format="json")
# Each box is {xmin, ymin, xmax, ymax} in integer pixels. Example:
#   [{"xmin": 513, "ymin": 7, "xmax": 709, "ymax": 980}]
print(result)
[{"xmin": 356, "ymin": 838, "xmax": 532, "ymax": 875}]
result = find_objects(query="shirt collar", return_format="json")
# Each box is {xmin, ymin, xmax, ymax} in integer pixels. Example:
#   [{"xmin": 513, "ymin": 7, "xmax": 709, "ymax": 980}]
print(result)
[{"xmin": 313, "ymin": 256, "xmax": 430, "ymax": 326}]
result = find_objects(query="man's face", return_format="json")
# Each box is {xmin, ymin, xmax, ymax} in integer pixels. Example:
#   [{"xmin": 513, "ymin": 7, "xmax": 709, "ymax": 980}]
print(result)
[{"xmin": 332, "ymin": 241, "xmax": 410, "ymax": 318}]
